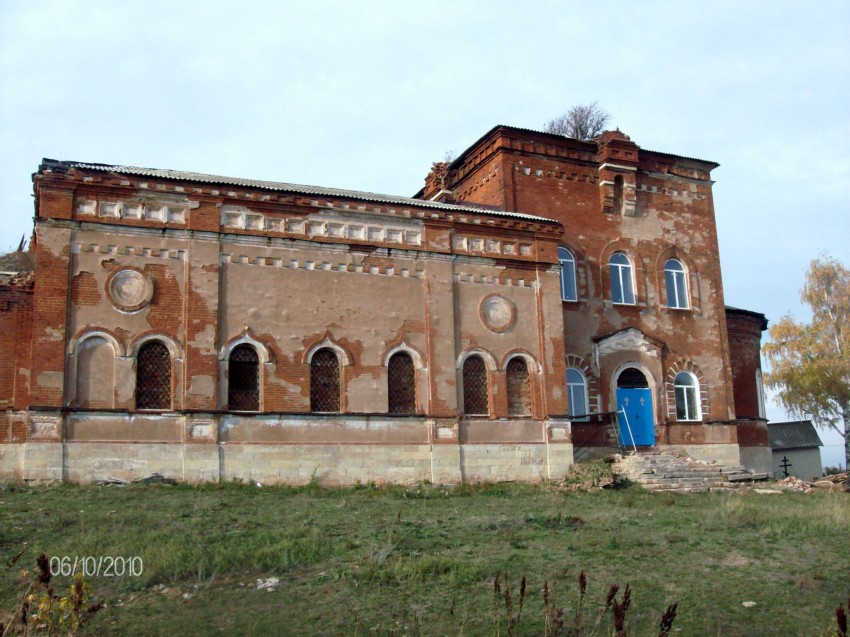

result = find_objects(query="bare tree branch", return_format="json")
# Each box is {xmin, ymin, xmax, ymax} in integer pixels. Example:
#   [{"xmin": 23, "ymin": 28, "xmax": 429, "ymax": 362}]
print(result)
[{"xmin": 543, "ymin": 102, "xmax": 611, "ymax": 140}]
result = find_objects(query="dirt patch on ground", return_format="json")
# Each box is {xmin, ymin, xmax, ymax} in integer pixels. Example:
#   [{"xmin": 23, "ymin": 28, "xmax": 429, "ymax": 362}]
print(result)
[{"xmin": 720, "ymin": 551, "xmax": 752, "ymax": 567}]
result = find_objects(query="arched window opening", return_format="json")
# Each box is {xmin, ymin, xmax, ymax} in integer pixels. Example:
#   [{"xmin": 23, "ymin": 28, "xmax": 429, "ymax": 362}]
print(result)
[
  {"xmin": 665, "ymin": 259, "xmax": 689, "ymax": 309},
  {"xmin": 311, "ymin": 348, "xmax": 341, "ymax": 413},
  {"xmin": 609, "ymin": 252, "xmax": 635, "ymax": 304},
  {"xmin": 228, "ymin": 345, "xmax": 259, "ymax": 411},
  {"xmin": 462, "ymin": 355, "xmax": 489, "ymax": 416},
  {"xmin": 674, "ymin": 371, "xmax": 700, "ymax": 421},
  {"xmin": 136, "ymin": 341, "xmax": 171, "ymax": 410},
  {"xmin": 566, "ymin": 368, "xmax": 589, "ymax": 421},
  {"xmin": 558, "ymin": 247, "xmax": 578, "ymax": 302},
  {"xmin": 613, "ymin": 175, "xmax": 624, "ymax": 214},
  {"xmin": 506, "ymin": 358, "xmax": 531, "ymax": 416},
  {"xmin": 388, "ymin": 352, "xmax": 415, "ymax": 414}
]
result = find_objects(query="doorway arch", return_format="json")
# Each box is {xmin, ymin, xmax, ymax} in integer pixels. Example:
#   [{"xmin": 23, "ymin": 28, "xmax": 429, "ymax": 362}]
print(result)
[{"xmin": 615, "ymin": 367, "xmax": 655, "ymax": 446}]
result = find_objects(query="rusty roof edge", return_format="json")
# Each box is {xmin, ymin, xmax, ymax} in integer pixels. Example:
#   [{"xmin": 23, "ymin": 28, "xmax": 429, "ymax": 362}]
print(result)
[
  {"xmin": 445, "ymin": 125, "xmax": 719, "ymax": 170},
  {"xmin": 40, "ymin": 159, "xmax": 559, "ymax": 225}
]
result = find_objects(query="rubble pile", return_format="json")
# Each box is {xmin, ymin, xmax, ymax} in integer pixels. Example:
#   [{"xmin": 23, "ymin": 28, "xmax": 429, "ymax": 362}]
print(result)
[
  {"xmin": 775, "ymin": 476, "xmax": 815, "ymax": 493},
  {"xmin": 775, "ymin": 472, "xmax": 850, "ymax": 493}
]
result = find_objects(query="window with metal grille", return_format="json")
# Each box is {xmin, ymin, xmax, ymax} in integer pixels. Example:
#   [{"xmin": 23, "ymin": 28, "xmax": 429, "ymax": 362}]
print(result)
[
  {"xmin": 462, "ymin": 355, "xmax": 489, "ymax": 416},
  {"xmin": 506, "ymin": 358, "xmax": 531, "ymax": 416},
  {"xmin": 388, "ymin": 352, "xmax": 415, "ymax": 414},
  {"xmin": 136, "ymin": 341, "xmax": 171, "ymax": 410},
  {"xmin": 311, "ymin": 348, "xmax": 340, "ymax": 413},
  {"xmin": 228, "ymin": 345, "xmax": 259, "ymax": 411}
]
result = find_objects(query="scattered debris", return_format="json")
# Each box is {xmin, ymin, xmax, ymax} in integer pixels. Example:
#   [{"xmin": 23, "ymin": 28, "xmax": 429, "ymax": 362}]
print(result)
[
  {"xmin": 97, "ymin": 473, "xmax": 176, "ymax": 486},
  {"xmin": 775, "ymin": 476, "xmax": 815, "ymax": 493},
  {"xmin": 256, "ymin": 577, "xmax": 279, "ymax": 592},
  {"xmin": 742, "ymin": 601, "xmax": 757, "ymax": 608},
  {"xmin": 753, "ymin": 489, "xmax": 782, "ymax": 495},
  {"xmin": 775, "ymin": 472, "xmax": 849, "ymax": 493}
]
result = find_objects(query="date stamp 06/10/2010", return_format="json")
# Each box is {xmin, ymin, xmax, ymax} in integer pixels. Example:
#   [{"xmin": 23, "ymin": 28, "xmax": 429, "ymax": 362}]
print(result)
[{"xmin": 49, "ymin": 556, "xmax": 143, "ymax": 578}]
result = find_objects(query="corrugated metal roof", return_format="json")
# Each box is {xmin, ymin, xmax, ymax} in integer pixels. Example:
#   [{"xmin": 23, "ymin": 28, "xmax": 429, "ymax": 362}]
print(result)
[
  {"xmin": 51, "ymin": 160, "xmax": 556, "ymax": 224},
  {"xmin": 768, "ymin": 420, "xmax": 823, "ymax": 450}
]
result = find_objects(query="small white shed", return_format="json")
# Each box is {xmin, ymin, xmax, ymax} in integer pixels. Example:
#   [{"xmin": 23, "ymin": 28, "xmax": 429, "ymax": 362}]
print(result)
[{"xmin": 768, "ymin": 420, "xmax": 823, "ymax": 481}]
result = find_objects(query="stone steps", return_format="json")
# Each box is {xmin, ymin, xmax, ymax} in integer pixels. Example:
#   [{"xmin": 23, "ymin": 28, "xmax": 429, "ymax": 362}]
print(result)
[{"xmin": 612, "ymin": 451, "xmax": 769, "ymax": 493}]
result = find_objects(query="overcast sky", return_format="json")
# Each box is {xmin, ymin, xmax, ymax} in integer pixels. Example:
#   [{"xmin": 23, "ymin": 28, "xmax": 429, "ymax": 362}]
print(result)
[{"xmin": 1, "ymin": 1, "xmax": 847, "ymax": 467}]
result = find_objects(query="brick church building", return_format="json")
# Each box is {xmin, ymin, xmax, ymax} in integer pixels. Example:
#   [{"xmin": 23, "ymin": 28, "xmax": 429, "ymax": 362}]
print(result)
[{"xmin": 0, "ymin": 125, "xmax": 770, "ymax": 484}]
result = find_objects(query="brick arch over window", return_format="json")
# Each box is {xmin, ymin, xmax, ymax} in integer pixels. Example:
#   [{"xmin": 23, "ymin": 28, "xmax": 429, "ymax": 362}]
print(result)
[
  {"xmin": 128, "ymin": 333, "xmax": 183, "ymax": 360},
  {"xmin": 565, "ymin": 355, "xmax": 599, "ymax": 417},
  {"xmin": 665, "ymin": 360, "xmax": 709, "ymax": 422},
  {"xmin": 500, "ymin": 349, "xmax": 541, "ymax": 374},
  {"xmin": 303, "ymin": 333, "xmax": 353, "ymax": 366},
  {"xmin": 382, "ymin": 341, "xmax": 425, "ymax": 370},
  {"xmin": 68, "ymin": 329, "xmax": 125, "ymax": 357}
]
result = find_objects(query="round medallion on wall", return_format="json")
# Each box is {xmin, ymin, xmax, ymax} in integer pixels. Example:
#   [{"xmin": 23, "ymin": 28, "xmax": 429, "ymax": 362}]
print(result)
[
  {"xmin": 106, "ymin": 268, "xmax": 154, "ymax": 312},
  {"xmin": 479, "ymin": 294, "xmax": 516, "ymax": 334}
]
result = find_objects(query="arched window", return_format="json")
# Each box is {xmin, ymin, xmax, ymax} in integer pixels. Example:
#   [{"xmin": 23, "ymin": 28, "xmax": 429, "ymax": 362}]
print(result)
[
  {"xmin": 388, "ymin": 352, "xmax": 415, "ymax": 414},
  {"xmin": 665, "ymin": 259, "xmax": 688, "ymax": 309},
  {"xmin": 674, "ymin": 372, "xmax": 700, "ymax": 421},
  {"xmin": 506, "ymin": 358, "xmax": 531, "ymax": 416},
  {"xmin": 566, "ymin": 368, "xmax": 589, "ymax": 421},
  {"xmin": 311, "ymin": 348, "xmax": 340, "ymax": 413},
  {"xmin": 136, "ymin": 341, "xmax": 171, "ymax": 410},
  {"xmin": 609, "ymin": 252, "xmax": 635, "ymax": 304},
  {"xmin": 228, "ymin": 345, "xmax": 259, "ymax": 411},
  {"xmin": 558, "ymin": 247, "xmax": 577, "ymax": 302},
  {"xmin": 462, "ymin": 355, "xmax": 489, "ymax": 416}
]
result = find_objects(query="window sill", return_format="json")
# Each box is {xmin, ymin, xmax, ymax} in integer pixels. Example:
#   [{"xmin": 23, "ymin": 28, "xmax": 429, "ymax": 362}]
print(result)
[{"xmin": 660, "ymin": 305, "xmax": 700, "ymax": 315}]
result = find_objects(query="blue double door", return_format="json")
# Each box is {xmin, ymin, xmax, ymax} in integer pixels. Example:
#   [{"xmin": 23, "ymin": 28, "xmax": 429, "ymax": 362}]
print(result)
[{"xmin": 616, "ymin": 369, "xmax": 655, "ymax": 446}]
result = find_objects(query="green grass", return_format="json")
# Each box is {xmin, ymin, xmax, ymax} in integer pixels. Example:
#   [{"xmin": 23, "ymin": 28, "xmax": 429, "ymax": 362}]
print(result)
[{"xmin": 1, "ymin": 480, "xmax": 848, "ymax": 636}]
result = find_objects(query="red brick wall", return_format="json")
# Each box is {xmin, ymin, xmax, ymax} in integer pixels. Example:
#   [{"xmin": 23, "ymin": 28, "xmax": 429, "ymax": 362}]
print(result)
[
  {"xmin": 439, "ymin": 127, "xmax": 738, "ymax": 425},
  {"xmin": 0, "ymin": 276, "xmax": 34, "ymax": 442},
  {"xmin": 726, "ymin": 310, "xmax": 767, "ymax": 420}
]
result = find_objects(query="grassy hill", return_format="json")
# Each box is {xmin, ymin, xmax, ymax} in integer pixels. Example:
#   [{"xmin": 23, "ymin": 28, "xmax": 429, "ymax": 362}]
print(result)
[{"xmin": 1, "ymin": 479, "xmax": 848, "ymax": 636}]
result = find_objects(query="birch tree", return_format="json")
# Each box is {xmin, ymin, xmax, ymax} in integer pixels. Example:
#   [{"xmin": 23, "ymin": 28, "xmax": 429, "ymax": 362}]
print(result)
[{"xmin": 763, "ymin": 255, "xmax": 849, "ymax": 468}]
